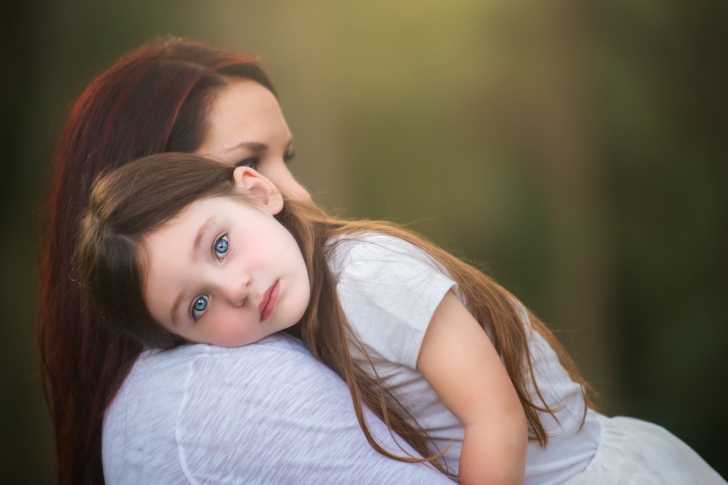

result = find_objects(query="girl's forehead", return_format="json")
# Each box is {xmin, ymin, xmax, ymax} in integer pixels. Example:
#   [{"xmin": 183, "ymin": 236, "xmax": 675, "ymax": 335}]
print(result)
[
  {"xmin": 150, "ymin": 195, "xmax": 255, "ymax": 238},
  {"xmin": 144, "ymin": 200, "xmax": 211, "ymax": 247}
]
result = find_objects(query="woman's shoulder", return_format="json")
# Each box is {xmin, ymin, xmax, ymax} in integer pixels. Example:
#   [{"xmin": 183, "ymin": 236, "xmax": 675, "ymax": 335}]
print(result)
[
  {"xmin": 105, "ymin": 334, "xmax": 456, "ymax": 485},
  {"xmin": 107, "ymin": 333, "xmax": 351, "ymax": 447},
  {"xmin": 136, "ymin": 333, "xmax": 308, "ymax": 368},
  {"xmin": 126, "ymin": 334, "xmax": 314, "ymax": 389}
]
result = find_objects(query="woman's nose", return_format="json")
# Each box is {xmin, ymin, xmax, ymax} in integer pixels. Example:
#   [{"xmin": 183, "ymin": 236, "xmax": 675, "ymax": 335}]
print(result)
[
  {"xmin": 274, "ymin": 163, "xmax": 311, "ymax": 202},
  {"xmin": 285, "ymin": 175, "xmax": 311, "ymax": 202}
]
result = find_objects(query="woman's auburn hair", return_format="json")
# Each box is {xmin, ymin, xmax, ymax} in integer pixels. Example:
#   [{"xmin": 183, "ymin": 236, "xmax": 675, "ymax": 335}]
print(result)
[
  {"xmin": 78, "ymin": 153, "xmax": 597, "ymax": 476},
  {"xmin": 38, "ymin": 37, "xmax": 275, "ymax": 485}
]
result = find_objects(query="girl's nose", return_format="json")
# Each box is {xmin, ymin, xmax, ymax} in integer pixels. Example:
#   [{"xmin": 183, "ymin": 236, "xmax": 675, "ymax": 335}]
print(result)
[{"xmin": 220, "ymin": 272, "xmax": 251, "ymax": 306}]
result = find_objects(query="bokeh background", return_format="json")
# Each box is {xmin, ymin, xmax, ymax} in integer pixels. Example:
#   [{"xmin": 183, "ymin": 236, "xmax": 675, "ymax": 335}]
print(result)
[{"xmin": 2, "ymin": 0, "xmax": 726, "ymax": 482}]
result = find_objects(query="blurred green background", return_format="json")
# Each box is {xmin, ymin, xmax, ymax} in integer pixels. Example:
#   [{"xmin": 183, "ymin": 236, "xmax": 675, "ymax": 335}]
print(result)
[{"xmin": 2, "ymin": 0, "xmax": 726, "ymax": 482}]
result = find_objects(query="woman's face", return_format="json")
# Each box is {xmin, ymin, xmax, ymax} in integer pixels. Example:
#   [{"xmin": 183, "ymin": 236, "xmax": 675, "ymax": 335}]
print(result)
[{"xmin": 195, "ymin": 79, "xmax": 311, "ymax": 201}]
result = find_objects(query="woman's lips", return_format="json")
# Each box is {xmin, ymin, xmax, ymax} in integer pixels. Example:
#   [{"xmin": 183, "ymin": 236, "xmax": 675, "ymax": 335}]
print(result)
[{"xmin": 259, "ymin": 280, "xmax": 280, "ymax": 322}]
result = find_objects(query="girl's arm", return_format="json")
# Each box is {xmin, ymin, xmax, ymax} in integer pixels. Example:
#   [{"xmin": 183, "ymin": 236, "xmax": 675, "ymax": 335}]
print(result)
[{"xmin": 417, "ymin": 290, "xmax": 528, "ymax": 485}]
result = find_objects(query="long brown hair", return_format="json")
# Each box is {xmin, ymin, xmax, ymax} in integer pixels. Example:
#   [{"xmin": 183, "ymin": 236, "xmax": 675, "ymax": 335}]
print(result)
[
  {"xmin": 38, "ymin": 37, "xmax": 277, "ymax": 484},
  {"xmin": 77, "ymin": 153, "xmax": 595, "ymax": 473}
]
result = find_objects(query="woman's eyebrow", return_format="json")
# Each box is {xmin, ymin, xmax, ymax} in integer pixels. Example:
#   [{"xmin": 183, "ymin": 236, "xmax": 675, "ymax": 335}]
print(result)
[
  {"xmin": 223, "ymin": 139, "xmax": 294, "ymax": 154},
  {"xmin": 223, "ymin": 141, "xmax": 268, "ymax": 154}
]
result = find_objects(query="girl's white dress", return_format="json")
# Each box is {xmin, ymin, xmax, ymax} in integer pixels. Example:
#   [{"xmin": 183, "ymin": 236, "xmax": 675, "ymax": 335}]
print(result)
[{"xmin": 327, "ymin": 233, "xmax": 725, "ymax": 484}]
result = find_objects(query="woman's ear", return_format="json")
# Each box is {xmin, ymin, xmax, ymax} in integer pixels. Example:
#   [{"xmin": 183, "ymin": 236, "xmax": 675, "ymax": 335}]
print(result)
[{"xmin": 232, "ymin": 167, "xmax": 284, "ymax": 215}]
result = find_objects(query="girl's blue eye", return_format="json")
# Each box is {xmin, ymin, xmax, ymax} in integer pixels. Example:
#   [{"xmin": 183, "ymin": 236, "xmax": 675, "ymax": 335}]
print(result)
[
  {"xmin": 192, "ymin": 296, "xmax": 208, "ymax": 319},
  {"xmin": 214, "ymin": 235, "xmax": 229, "ymax": 259}
]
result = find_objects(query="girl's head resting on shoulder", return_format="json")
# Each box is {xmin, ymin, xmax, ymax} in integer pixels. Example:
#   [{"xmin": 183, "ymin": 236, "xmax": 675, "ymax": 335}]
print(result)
[{"xmin": 76, "ymin": 153, "xmax": 311, "ymax": 349}]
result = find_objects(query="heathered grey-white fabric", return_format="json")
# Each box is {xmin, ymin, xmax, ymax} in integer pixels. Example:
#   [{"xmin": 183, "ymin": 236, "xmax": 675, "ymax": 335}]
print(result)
[{"xmin": 103, "ymin": 334, "xmax": 452, "ymax": 484}]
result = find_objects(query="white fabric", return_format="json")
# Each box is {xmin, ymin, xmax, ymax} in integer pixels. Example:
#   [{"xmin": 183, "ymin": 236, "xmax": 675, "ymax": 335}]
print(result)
[
  {"xmin": 564, "ymin": 414, "xmax": 726, "ymax": 484},
  {"xmin": 328, "ymin": 233, "xmax": 724, "ymax": 485},
  {"xmin": 103, "ymin": 333, "xmax": 453, "ymax": 485}
]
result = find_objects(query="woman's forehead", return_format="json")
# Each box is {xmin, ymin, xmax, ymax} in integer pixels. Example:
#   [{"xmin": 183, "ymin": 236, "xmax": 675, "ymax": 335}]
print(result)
[{"xmin": 201, "ymin": 80, "xmax": 290, "ymax": 151}]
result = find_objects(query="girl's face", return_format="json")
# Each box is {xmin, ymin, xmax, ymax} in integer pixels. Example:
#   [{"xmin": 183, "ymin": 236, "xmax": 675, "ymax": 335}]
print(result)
[
  {"xmin": 142, "ymin": 168, "xmax": 311, "ymax": 347},
  {"xmin": 195, "ymin": 79, "xmax": 311, "ymax": 202}
]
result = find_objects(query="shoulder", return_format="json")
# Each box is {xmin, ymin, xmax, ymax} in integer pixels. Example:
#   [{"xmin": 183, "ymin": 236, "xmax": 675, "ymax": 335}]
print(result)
[
  {"xmin": 328, "ymin": 232, "xmax": 429, "ymax": 265},
  {"xmin": 327, "ymin": 232, "xmax": 445, "ymax": 283},
  {"xmin": 328, "ymin": 231, "xmax": 454, "ymax": 299},
  {"xmin": 104, "ymin": 334, "xmax": 321, "ymax": 483},
  {"xmin": 104, "ymin": 334, "xmax": 454, "ymax": 484},
  {"xmin": 125, "ymin": 334, "xmax": 334, "ymax": 400},
  {"xmin": 328, "ymin": 233, "xmax": 458, "ymax": 368},
  {"xmin": 106, "ymin": 334, "xmax": 332, "ymax": 451},
  {"xmin": 105, "ymin": 335, "xmax": 323, "ymax": 441}
]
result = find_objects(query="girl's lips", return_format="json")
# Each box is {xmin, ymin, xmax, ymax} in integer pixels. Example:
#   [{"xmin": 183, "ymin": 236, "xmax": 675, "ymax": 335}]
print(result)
[{"xmin": 259, "ymin": 280, "xmax": 280, "ymax": 322}]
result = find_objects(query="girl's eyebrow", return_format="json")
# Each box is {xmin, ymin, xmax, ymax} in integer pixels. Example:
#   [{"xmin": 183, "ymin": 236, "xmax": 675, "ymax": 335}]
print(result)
[
  {"xmin": 192, "ymin": 216, "xmax": 216, "ymax": 258},
  {"xmin": 169, "ymin": 215, "xmax": 217, "ymax": 327},
  {"xmin": 170, "ymin": 295, "xmax": 184, "ymax": 328},
  {"xmin": 169, "ymin": 292, "xmax": 184, "ymax": 328}
]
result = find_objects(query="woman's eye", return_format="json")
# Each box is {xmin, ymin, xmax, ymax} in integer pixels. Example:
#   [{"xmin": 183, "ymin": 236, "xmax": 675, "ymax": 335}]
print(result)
[
  {"xmin": 284, "ymin": 150, "xmax": 296, "ymax": 163},
  {"xmin": 236, "ymin": 157, "xmax": 258, "ymax": 170},
  {"xmin": 192, "ymin": 295, "xmax": 208, "ymax": 320},
  {"xmin": 214, "ymin": 235, "xmax": 229, "ymax": 259}
]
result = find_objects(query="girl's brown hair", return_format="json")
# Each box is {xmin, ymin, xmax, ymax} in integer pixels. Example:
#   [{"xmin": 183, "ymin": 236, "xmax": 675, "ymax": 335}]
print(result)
[
  {"xmin": 77, "ymin": 153, "xmax": 595, "ymax": 474},
  {"xmin": 39, "ymin": 37, "xmax": 276, "ymax": 484}
]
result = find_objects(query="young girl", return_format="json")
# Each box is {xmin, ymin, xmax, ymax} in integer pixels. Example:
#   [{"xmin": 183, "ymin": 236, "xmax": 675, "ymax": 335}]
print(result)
[{"xmin": 76, "ymin": 153, "xmax": 725, "ymax": 484}]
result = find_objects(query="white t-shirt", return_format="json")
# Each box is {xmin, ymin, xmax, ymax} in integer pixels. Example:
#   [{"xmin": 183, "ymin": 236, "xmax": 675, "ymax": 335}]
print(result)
[
  {"xmin": 102, "ymin": 334, "xmax": 453, "ymax": 484},
  {"xmin": 328, "ymin": 233, "xmax": 602, "ymax": 485}
]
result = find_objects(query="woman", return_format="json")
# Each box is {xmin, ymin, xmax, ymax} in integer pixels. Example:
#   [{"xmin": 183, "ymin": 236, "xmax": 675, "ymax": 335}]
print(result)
[{"xmin": 38, "ymin": 37, "xmax": 451, "ymax": 484}]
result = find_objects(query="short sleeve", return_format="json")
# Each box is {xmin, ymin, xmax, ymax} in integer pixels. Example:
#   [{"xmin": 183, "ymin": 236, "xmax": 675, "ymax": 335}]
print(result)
[{"xmin": 331, "ymin": 234, "xmax": 457, "ymax": 369}]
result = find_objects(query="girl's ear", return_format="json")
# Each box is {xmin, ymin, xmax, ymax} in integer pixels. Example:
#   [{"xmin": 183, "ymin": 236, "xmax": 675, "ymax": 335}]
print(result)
[{"xmin": 232, "ymin": 167, "xmax": 284, "ymax": 215}]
